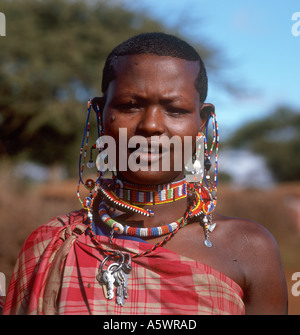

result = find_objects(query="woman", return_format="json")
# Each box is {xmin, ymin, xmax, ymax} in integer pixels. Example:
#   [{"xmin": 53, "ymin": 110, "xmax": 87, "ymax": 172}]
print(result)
[{"xmin": 3, "ymin": 33, "xmax": 288, "ymax": 315}]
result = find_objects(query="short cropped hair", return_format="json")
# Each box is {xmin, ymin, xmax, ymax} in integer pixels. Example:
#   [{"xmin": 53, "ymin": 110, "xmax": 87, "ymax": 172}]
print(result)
[{"xmin": 101, "ymin": 32, "xmax": 208, "ymax": 102}]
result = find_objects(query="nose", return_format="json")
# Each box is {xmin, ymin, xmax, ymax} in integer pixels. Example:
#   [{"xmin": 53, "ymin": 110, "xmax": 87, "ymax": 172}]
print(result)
[{"xmin": 136, "ymin": 106, "xmax": 165, "ymax": 136}]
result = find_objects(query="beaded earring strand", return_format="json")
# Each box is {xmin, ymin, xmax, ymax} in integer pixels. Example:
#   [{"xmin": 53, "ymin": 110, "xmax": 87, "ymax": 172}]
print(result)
[
  {"xmin": 77, "ymin": 99, "xmax": 93, "ymax": 206},
  {"xmin": 77, "ymin": 99, "xmax": 104, "ymax": 232},
  {"xmin": 202, "ymin": 109, "xmax": 219, "ymax": 246},
  {"xmin": 203, "ymin": 109, "xmax": 219, "ymax": 192}
]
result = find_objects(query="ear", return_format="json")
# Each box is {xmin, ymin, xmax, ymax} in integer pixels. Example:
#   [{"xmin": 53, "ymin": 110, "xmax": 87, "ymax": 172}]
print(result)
[
  {"xmin": 200, "ymin": 103, "xmax": 215, "ymax": 132},
  {"xmin": 91, "ymin": 97, "xmax": 105, "ymax": 115}
]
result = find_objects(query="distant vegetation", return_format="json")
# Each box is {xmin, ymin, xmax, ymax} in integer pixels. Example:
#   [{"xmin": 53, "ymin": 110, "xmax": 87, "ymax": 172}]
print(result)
[{"xmin": 226, "ymin": 106, "xmax": 300, "ymax": 182}]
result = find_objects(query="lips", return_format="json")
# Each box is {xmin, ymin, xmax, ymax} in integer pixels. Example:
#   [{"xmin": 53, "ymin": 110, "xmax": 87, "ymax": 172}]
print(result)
[
  {"xmin": 129, "ymin": 141, "xmax": 169, "ymax": 165},
  {"xmin": 139, "ymin": 144, "xmax": 161, "ymax": 154}
]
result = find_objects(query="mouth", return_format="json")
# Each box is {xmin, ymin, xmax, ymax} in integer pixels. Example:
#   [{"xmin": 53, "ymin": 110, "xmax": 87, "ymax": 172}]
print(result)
[{"xmin": 128, "ymin": 142, "xmax": 168, "ymax": 165}]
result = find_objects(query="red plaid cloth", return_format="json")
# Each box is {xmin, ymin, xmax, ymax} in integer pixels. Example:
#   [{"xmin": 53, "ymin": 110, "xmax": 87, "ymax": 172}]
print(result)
[{"xmin": 3, "ymin": 210, "xmax": 245, "ymax": 315}]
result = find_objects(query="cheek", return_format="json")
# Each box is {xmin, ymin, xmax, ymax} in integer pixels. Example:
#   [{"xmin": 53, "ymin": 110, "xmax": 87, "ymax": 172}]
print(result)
[
  {"xmin": 102, "ymin": 113, "xmax": 121, "ymax": 139},
  {"xmin": 102, "ymin": 109, "xmax": 136, "ymax": 136},
  {"xmin": 180, "ymin": 118, "xmax": 201, "ymax": 152},
  {"xmin": 170, "ymin": 117, "xmax": 200, "ymax": 139},
  {"xmin": 170, "ymin": 119, "xmax": 200, "ymax": 162}
]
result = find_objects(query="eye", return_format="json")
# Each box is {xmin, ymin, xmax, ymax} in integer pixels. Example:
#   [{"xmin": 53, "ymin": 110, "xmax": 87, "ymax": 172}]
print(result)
[
  {"xmin": 166, "ymin": 106, "xmax": 191, "ymax": 116},
  {"xmin": 116, "ymin": 102, "xmax": 141, "ymax": 112}
]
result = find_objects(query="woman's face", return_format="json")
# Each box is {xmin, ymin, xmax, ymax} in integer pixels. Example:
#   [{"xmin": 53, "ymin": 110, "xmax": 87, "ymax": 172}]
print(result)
[{"xmin": 101, "ymin": 54, "xmax": 208, "ymax": 185}]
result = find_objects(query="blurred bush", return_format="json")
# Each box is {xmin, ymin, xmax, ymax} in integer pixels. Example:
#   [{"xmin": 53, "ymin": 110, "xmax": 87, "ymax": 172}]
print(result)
[{"xmin": 226, "ymin": 106, "xmax": 300, "ymax": 182}]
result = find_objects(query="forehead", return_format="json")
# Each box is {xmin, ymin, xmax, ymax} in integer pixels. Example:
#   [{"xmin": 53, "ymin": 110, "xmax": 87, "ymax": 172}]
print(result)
[
  {"xmin": 110, "ymin": 54, "xmax": 200, "ymax": 97},
  {"xmin": 113, "ymin": 53, "xmax": 200, "ymax": 75}
]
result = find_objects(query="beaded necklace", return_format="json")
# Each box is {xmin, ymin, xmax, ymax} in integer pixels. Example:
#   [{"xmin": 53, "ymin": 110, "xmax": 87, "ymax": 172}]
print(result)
[
  {"xmin": 98, "ymin": 177, "xmax": 187, "ymax": 218},
  {"xmin": 114, "ymin": 178, "xmax": 187, "ymax": 206},
  {"xmin": 94, "ymin": 179, "xmax": 215, "ymax": 240},
  {"xmin": 99, "ymin": 201, "xmax": 186, "ymax": 238},
  {"xmin": 84, "ymin": 181, "xmax": 216, "ymax": 257},
  {"xmin": 85, "ymin": 201, "xmax": 190, "ymax": 259},
  {"xmin": 97, "ymin": 179, "xmax": 193, "ymax": 239}
]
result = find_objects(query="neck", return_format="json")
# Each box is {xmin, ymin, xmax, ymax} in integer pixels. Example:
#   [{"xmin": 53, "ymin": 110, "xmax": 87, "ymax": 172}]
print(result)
[{"xmin": 115, "ymin": 171, "xmax": 186, "ymax": 188}]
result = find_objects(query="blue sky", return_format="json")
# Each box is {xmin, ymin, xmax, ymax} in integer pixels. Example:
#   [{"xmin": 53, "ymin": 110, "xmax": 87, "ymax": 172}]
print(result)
[{"xmin": 124, "ymin": 0, "xmax": 300, "ymax": 137}]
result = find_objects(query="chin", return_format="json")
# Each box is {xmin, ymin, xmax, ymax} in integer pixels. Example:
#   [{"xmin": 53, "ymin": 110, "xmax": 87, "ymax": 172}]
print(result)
[{"xmin": 117, "ymin": 170, "xmax": 184, "ymax": 185}]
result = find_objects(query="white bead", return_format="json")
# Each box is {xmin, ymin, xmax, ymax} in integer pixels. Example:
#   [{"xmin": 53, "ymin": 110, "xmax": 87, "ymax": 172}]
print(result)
[{"xmin": 114, "ymin": 222, "xmax": 124, "ymax": 234}]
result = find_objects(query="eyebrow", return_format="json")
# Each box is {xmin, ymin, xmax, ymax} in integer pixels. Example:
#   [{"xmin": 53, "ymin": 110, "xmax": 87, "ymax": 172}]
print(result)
[{"xmin": 116, "ymin": 92, "xmax": 191, "ymax": 105}]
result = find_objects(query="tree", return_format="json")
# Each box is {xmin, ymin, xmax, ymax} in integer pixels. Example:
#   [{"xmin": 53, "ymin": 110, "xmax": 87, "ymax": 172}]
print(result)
[{"xmin": 226, "ymin": 106, "xmax": 300, "ymax": 182}]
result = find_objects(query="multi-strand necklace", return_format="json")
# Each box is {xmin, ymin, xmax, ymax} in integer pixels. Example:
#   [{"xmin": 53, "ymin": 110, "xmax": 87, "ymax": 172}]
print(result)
[
  {"xmin": 76, "ymin": 99, "xmax": 219, "ymax": 306},
  {"xmin": 81, "ymin": 178, "xmax": 216, "ymax": 307}
]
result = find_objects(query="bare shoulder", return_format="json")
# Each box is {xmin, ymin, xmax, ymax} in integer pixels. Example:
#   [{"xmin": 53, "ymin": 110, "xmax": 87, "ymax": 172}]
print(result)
[
  {"xmin": 214, "ymin": 212, "xmax": 284, "ymax": 282},
  {"xmin": 214, "ymin": 212, "xmax": 280, "ymax": 254},
  {"xmin": 214, "ymin": 213, "xmax": 288, "ymax": 314}
]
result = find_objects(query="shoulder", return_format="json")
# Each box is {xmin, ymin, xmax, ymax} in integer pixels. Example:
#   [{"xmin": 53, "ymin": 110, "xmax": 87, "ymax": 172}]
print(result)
[
  {"xmin": 21, "ymin": 209, "xmax": 87, "ymax": 253},
  {"xmin": 3, "ymin": 210, "xmax": 87, "ymax": 314},
  {"xmin": 215, "ymin": 213, "xmax": 288, "ymax": 314},
  {"xmin": 215, "ymin": 213, "xmax": 281, "ymax": 259},
  {"xmin": 214, "ymin": 213, "xmax": 283, "ymax": 277}
]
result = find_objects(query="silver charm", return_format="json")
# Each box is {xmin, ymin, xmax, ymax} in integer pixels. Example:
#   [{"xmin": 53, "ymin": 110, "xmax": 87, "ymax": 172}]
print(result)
[
  {"xmin": 208, "ymin": 222, "xmax": 216, "ymax": 232},
  {"xmin": 202, "ymin": 215, "xmax": 214, "ymax": 248},
  {"xmin": 87, "ymin": 160, "xmax": 95, "ymax": 168},
  {"xmin": 185, "ymin": 134, "xmax": 204, "ymax": 183}
]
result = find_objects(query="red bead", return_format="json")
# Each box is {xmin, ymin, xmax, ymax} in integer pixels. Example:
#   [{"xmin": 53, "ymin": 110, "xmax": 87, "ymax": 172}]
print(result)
[{"xmin": 85, "ymin": 179, "xmax": 95, "ymax": 190}]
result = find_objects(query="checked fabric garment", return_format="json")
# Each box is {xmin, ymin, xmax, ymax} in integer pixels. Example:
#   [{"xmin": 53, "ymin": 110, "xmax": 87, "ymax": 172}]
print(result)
[{"xmin": 3, "ymin": 210, "xmax": 245, "ymax": 315}]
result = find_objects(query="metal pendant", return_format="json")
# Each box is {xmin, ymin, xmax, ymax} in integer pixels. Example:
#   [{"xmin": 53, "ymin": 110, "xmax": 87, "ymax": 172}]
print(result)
[
  {"xmin": 96, "ymin": 252, "xmax": 132, "ymax": 306},
  {"xmin": 208, "ymin": 222, "xmax": 216, "ymax": 232},
  {"xmin": 204, "ymin": 239, "xmax": 212, "ymax": 248}
]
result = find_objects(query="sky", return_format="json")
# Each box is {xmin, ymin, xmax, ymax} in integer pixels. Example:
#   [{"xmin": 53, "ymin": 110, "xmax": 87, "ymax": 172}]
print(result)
[{"xmin": 123, "ymin": 0, "xmax": 300, "ymax": 138}]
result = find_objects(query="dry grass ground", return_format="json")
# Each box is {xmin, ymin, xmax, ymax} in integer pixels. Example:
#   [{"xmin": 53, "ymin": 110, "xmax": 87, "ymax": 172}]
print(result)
[{"xmin": 0, "ymin": 163, "xmax": 299, "ymax": 314}]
